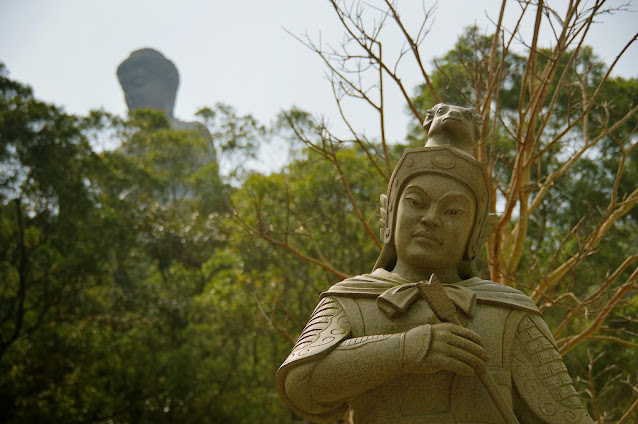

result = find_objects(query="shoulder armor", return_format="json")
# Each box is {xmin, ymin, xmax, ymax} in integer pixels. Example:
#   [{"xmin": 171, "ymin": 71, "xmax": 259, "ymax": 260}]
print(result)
[
  {"xmin": 512, "ymin": 314, "xmax": 594, "ymax": 423},
  {"xmin": 464, "ymin": 278, "xmax": 541, "ymax": 314},
  {"xmin": 276, "ymin": 296, "xmax": 351, "ymax": 422},
  {"xmin": 280, "ymin": 296, "xmax": 351, "ymax": 369}
]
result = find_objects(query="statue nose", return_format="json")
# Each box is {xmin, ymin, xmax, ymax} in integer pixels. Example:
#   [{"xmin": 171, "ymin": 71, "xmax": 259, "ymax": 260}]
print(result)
[{"xmin": 420, "ymin": 208, "xmax": 441, "ymax": 227}]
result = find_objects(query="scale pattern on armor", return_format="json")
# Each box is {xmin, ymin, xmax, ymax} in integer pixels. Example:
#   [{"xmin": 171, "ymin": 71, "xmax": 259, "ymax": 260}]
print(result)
[
  {"xmin": 513, "ymin": 314, "xmax": 593, "ymax": 423},
  {"xmin": 283, "ymin": 296, "xmax": 350, "ymax": 366}
]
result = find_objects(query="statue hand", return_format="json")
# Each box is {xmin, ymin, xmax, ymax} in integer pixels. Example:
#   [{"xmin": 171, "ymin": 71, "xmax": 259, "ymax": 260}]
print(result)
[{"xmin": 402, "ymin": 323, "xmax": 489, "ymax": 376}]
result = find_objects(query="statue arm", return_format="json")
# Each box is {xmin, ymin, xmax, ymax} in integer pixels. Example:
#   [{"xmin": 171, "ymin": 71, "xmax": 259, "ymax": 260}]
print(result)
[
  {"xmin": 284, "ymin": 332, "xmax": 410, "ymax": 416},
  {"xmin": 275, "ymin": 296, "xmax": 354, "ymax": 422},
  {"xmin": 511, "ymin": 314, "xmax": 594, "ymax": 424},
  {"xmin": 278, "ymin": 297, "xmax": 489, "ymax": 422},
  {"xmin": 277, "ymin": 296, "xmax": 421, "ymax": 421}
]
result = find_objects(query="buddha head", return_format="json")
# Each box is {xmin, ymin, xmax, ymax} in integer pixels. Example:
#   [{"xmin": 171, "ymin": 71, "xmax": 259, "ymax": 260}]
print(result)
[{"xmin": 117, "ymin": 48, "xmax": 179, "ymax": 119}]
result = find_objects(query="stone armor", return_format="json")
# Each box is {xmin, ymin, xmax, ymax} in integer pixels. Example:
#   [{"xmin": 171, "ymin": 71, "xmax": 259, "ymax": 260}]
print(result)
[{"xmin": 277, "ymin": 271, "xmax": 593, "ymax": 424}]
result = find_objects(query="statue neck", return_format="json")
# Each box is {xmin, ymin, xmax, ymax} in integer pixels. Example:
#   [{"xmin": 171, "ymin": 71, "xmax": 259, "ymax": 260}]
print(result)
[
  {"xmin": 391, "ymin": 258, "xmax": 461, "ymax": 284},
  {"xmin": 425, "ymin": 135, "xmax": 473, "ymax": 154}
]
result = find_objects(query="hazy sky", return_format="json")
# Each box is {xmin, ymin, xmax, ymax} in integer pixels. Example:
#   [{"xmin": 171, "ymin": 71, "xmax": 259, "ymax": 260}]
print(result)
[{"xmin": 1, "ymin": 0, "xmax": 636, "ymax": 170}]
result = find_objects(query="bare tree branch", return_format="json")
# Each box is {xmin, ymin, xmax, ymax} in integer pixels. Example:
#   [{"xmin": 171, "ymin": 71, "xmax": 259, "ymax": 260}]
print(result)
[{"xmin": 557, "ymin": 268, "xmax": 638, "ymax": 355}]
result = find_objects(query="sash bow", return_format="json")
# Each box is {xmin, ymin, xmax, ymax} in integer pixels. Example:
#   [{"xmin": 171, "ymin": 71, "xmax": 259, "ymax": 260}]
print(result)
[{"xmin": 377, "ymin": 282, "xmax": 476, "ymax": 319}]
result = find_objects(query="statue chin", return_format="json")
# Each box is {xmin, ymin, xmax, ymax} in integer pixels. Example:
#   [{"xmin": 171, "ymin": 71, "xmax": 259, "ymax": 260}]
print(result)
[{"xmin": 124, "ymin": 89, "xmax": 174, "ymax": 119}]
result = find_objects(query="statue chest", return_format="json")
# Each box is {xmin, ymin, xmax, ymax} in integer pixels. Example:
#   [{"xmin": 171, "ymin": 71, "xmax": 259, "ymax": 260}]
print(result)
[{"xmin": 333, "ymin": 296, "xmax": 516, "ymax": 424}]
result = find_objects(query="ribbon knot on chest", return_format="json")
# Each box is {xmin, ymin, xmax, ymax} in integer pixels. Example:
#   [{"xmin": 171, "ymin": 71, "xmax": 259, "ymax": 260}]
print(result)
[{"xmin": 377, "ymin": 282, "xmax": 476, "ymax": 320}]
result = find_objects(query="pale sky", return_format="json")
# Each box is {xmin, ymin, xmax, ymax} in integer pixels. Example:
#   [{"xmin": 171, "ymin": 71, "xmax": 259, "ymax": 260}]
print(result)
[{"xmin": 1, "ymin": 0, "xmax": 636, "ymax": 171}]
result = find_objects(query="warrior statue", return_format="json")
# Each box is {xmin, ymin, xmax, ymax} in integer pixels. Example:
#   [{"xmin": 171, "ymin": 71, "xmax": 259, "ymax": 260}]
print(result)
[{"xmin": 276, "ymin": 104, "xmax": 594, "ymax": 423}]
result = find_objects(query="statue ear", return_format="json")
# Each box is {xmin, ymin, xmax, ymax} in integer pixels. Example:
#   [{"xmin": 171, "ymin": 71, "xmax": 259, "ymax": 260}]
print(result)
[
  {"xmin": 380, "ymin": 194, "xmax": 388, "ymax": 239},
  {"xmin": 423, "ymin": 103, "xmax": 443, "ymax": 133},
  {"xmin": 422, "ymin": 117, "xmax": 432, "ymax": 132},
  {"xmin": 422, "ymin": 112, "xmax": 435, "ymax": 132}
]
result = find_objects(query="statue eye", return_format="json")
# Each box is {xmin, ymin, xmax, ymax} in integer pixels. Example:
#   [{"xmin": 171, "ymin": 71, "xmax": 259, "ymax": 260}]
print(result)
[
  {"xmin": 405, "ymin": 196, "xmax": 421, "ymax": 208},
  {"xmin": 446, "ymin": 209, "xmax": 461, "ymax": 216},
  {"xmin": 436, "ymin": 108, "xmax": 444, "ymax": 115}
]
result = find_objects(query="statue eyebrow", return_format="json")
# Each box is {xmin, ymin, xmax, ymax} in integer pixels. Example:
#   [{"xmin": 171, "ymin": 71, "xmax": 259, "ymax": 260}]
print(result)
[
  {"xmin": 403, "ymin": 185, "xmax": 430, "ymax": 199},
  {"xmin": 404, "ymin": 186, "xmax": 471, "ymax": 204}
]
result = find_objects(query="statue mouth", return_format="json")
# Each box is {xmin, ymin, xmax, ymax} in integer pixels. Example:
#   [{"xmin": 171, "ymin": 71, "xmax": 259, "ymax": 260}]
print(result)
[{"xmin": 412, "ymin": 231, "xmax": 442, "ymax": 245}]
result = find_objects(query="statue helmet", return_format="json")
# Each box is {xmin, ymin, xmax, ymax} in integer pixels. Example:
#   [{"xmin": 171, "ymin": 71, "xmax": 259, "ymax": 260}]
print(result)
[{"xmin": 373, "ymin": 104, "xmax": 494, "ymax": 278}]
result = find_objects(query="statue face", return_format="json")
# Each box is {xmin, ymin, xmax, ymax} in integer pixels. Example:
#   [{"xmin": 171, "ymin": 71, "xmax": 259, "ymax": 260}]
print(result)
[
  {"xmin": 394, "ymin": 173, "xmax": 476, "ymax": 274},
  {"xmin": 122, "ymin": 68, "xmax": 174, "ymax": 118},
  {"xmin": 427, "ymin": 104, "xmax": 477, "ymax": 143}
]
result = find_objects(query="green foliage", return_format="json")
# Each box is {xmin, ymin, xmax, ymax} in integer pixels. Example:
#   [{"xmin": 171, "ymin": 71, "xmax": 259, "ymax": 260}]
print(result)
[
  {"xmin": 0, "ymin": 65, "xmax": 293, "ymax": 423},
  {"xmin": 1, "ymin": 64, "xmax": 117, "ymax": 421},
  {"xmin": 196, "ymin": 103, "xmax": 268, "ymax": 180}
]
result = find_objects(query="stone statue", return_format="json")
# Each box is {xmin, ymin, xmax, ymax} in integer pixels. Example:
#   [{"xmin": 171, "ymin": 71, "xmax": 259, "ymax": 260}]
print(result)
[
  {"xmin": 116, "ymin": 48, "xmax": 201, "ymax": 133},
  {"xmin": 276, "ymin": 104, "xmax": 594, "ymax": 423},
  {"xmin": 117, "ymin": 48, "xmax": 179, "ymax": 120}
]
